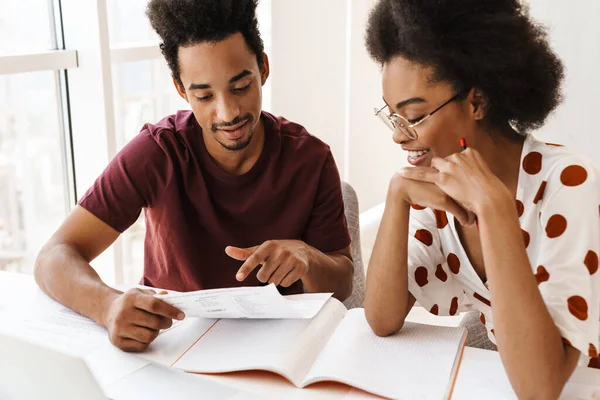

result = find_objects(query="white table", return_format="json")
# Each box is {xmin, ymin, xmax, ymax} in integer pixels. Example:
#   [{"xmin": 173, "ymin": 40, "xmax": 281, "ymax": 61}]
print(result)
[{"xmin": 1, "ymin": 271, "xmax": 598, "ymax": 399}]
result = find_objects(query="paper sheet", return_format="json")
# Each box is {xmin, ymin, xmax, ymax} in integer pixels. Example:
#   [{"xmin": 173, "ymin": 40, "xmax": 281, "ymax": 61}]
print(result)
[
  {"xmin": 3, "ymin": 304, "xmax": 183, "ymax": 359},
  {"xmin": 8, "ymin": 308, "xmax": 111, "ymax": 357},
  {"xmin": 55, "ymin": 306, "xmax": 184, "ymax": 335},
  {"xmin": 84, "ymin": 344, "xmax": 151, "ymax": 388},
  {"xmin": 156, "ymin": 284, "xmax": 331, "ymax": 319}
]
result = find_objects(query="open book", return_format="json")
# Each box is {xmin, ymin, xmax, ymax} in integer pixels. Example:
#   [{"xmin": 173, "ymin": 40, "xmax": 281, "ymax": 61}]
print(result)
[{"xmin": 141, "ymin": 296, "xmax": 467, "ymax": 400}]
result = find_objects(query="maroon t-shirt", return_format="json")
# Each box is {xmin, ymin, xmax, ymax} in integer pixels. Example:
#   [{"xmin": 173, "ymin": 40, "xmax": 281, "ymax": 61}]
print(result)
[{"xmin": 79, "ymin": 111, "xmax": 350, "ymax": 294}]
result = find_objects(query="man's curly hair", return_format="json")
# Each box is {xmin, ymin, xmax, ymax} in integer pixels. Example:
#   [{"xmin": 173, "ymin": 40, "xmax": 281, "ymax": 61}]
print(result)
[
  {"xmin": 147, "ymin": 0, "xmax": 264, "ymax": 86},
  {"xmin": 365, "ymin": 0, "xmax": 564, "ymax": 134}
]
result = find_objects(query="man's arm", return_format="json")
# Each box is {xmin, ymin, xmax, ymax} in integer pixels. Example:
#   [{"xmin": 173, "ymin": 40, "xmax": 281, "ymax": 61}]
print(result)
[
  {"xmin": 226, "ymin": 241, "xmax": 354, "ymax": 301},
  {"xmin": 35, "ymin": 205, "xmax": 122, "ymax": 324},
  {"xmin": 35, "ymin": 206, "xmax": 183, "ymax": 351},
  {"xmin": 301, "ymin": 245, "xmax": 353, "ymax": 300}
]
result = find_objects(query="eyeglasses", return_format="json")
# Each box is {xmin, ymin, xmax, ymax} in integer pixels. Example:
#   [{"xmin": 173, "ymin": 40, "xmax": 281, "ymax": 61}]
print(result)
[{"xmin": 374, "ymin": 92, "xmax": 463, "ymax": 140}]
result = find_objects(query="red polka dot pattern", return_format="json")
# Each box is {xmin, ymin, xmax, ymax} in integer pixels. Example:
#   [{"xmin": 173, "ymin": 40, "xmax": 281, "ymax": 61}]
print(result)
[
  {"xmin": 584, "ymin": 251, "xmax": 598, "ymax": 275},
  {"xmin": 415, "ymin": 266, "xmax": 429, "ymax": 287},
  {"xmin": 590, "ymin": 344, "xmax": 599, "ymax": 358},
  {"xmin": 435, "ymin": 264, "xmax": 448, "ymax": 282},
  {"xmin": 434, "ymin": 210, "xmax": 449, "ymax": 229},
  {"xmin": 546, "ymin": 215, "xmax": 567, "ymax": 238},
  {"xmin": 589, "ymin": 356, "xmax": 600, "ymax": 369},
  {"xmin": 522, "ymin": 229, "xmax": 530, "ymax": 248},
  {"xmin": 516, "ymin": 200, "xmax": 524, "ymax": 217},
  {"xmin": 533, "ymin": 181, "xmax": 547, "ymax": 204},
  {"xmin": 406, "ymin": 144, "xmax": 598, "ymax": 353},
  {"xmin": 534, "ymin": 266, "xmax": 550, "ymax": 284},
  {"xmin": 560, "ymin": 165, "xmax": 587, "ymax": 186},
  {"xmin": 522, "ymin": 152, "xmax": 543, "ymax": 175},
  {"xmin": 449, "ymin": 297, "xmax": 459, "ymax": 316},
  {"xmin": 567, "ymin": 296, "xmax": 588, "ymax": 321},
  {"xmin": 474, "ymin": 292, "xmax": 491, "ymax": 307},
  {"xmin": 415, "ymin": 229, "xmax": 433, "ymax": 246},
  {"xmin": 447, "ymin": 253, "xmax": 460, "ymax": 274}
]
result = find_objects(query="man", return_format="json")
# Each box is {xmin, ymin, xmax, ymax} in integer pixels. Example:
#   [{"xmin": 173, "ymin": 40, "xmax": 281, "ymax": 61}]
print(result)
[{"xmin": 34, "ymin": 0, "xmax": 353, "ymax": 352}]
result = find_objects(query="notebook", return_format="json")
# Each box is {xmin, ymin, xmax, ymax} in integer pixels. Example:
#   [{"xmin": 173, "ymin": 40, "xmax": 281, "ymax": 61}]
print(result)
[{"xmin": 142, "ymin": 297, "xmax": 468, "ymax": 400}]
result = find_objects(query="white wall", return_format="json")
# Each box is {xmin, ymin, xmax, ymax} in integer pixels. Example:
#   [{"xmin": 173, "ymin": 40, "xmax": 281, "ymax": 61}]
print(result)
[
  {"xmin": 526, "ymin": 0, "xmax": 600, "ymax": 163},
  {"xmin": 270, "ymin": 0, "xmax": 404, "ymax": 213},
  {"xmin": 346, "ymin": 0, "xmax": 404, "ymax": 212},
  {"xmin": 269, "ymin": 1, "xmax": 600, "ymax": 213}
]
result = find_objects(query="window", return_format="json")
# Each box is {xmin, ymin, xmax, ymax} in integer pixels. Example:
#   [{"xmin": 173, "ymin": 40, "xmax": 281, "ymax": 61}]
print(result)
[
  {"xmin": 0, "ymin": 0, "xmax": 73, "ymax": 274},
  {"xmin": 112, "ymin": 59, "xmax": 190, "ymax": 284},
  {"xmin": 106, "ymin": 0, "xmax": 157, "ymax": 45},
  {"xmin": 0, "ymin": 72, "xmax": 69, "ymax": 273},
  {"xmin": 0, "ymin": 0, "xmax": 55, "ymax": 52}
]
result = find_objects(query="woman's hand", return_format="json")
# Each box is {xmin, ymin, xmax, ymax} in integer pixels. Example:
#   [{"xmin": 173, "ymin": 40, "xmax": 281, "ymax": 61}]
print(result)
[
  {"xmin": 389, "ymin": 171, "xmax": 476, "ymax": 226},
  {"xmin": 399, "ymin": 148, "xmax": 512, "ymax": 216}
]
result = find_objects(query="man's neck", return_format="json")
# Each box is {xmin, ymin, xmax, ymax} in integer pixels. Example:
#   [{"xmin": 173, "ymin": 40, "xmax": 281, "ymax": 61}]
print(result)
[{"xmin": 204, "ymin": 116, "xmax": 266, "ymax": 176}]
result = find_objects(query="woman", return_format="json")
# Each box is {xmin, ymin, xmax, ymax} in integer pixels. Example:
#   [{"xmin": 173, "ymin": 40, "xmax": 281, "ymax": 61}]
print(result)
[{"xmin": 363, "ymin": 0, "xmax": 599, "ymax": 397}]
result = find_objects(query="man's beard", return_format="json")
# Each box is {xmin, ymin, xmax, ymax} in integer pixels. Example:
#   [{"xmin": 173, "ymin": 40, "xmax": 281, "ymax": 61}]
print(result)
[{"xmin": 212, "ymin": 114, "xmax": 254, "ymax": 151}]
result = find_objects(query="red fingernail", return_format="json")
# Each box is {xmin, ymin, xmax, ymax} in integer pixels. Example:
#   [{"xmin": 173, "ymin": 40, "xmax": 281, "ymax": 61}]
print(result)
[{"xmin": 460, "ymin": 138, "xmax": 467, "ymax": 151}]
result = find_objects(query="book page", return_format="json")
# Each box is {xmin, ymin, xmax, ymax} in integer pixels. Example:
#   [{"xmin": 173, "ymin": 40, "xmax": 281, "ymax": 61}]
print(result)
[
  {"xmin": 172, "ymin": 298, "xmax": 347, "ymax": 387},
  {"xmin": 138, "ymin": 317, "xmax": 218, "ymax": 367},
  {"xmin": 304, "ymin": 308, "xmax": 467, "ymax": 400},
  {"xmin": 453, "ymin": 347, "xmax": 600, "ymax": 400}
]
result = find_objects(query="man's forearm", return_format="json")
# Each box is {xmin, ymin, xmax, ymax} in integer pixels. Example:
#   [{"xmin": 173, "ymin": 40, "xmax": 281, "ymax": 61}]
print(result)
[
  {"xmin": 34, "ymin": 242, "xmax": 121, "ymax": 326},
  {"xmin": 301, "ymin": 246, "xmax": 354, "ymax": 301}
]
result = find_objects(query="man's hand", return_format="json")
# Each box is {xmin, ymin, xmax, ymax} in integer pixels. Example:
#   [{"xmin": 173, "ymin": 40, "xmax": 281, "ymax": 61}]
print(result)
[
  {"xmin": 102, "ymin": 288, "xmax": 185, "ymax": 352},
  {"xmin": 226, "ymin": 240, "xmax": 311, "ymax": 287}
]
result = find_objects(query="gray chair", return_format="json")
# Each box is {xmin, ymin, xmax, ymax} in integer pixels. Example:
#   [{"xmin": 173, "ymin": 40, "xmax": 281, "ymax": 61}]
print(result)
[
  {"xmin": 341, "ymin": 181, "xmax": 365, "ymax": 309},
  {"xmin": 459, "ymin": 309, "xmax": 497, "ymax": 350}
]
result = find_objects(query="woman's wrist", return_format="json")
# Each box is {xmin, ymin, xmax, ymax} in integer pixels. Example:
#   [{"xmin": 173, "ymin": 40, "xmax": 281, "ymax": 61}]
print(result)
[
  {"xmin": 474, "ymin": 185, "xmax": 516, "ymax": 221},
  {"xmin": 388, "ymin": 173, "xmax": 413, "ymax": 206}
]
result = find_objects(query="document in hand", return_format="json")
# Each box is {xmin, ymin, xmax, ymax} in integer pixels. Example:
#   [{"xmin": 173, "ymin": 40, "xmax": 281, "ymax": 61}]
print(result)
[
  {"xmin": 155, "ymin": 283, "xmax": 332, "ymax": 319},
  {"xmin": 143, "ymin": 297, "xmax": 468, "ymax": 400}
]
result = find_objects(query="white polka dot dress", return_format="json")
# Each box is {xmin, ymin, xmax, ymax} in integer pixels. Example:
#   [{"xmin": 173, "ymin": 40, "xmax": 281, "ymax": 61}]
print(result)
[{"xmin": 407, "ymin": 135, "xmax": 600, "ymax": 368}]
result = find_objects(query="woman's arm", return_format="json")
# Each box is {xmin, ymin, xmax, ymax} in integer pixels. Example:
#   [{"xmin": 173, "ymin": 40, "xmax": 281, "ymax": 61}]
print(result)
[
  {"xmin": 364, "ymin": 176, "xmax": 416, "ymax": 336},
  {"xmin": 365, "ymin": 174, "xmax": 474, "ymax": 336},
  {"xmin": 477, "ymin": 194, "xmax": 580, "ymax": 400},
  {"xmin": 401, "ymin": 149, "xmax": 585, "ymax": 399}
]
